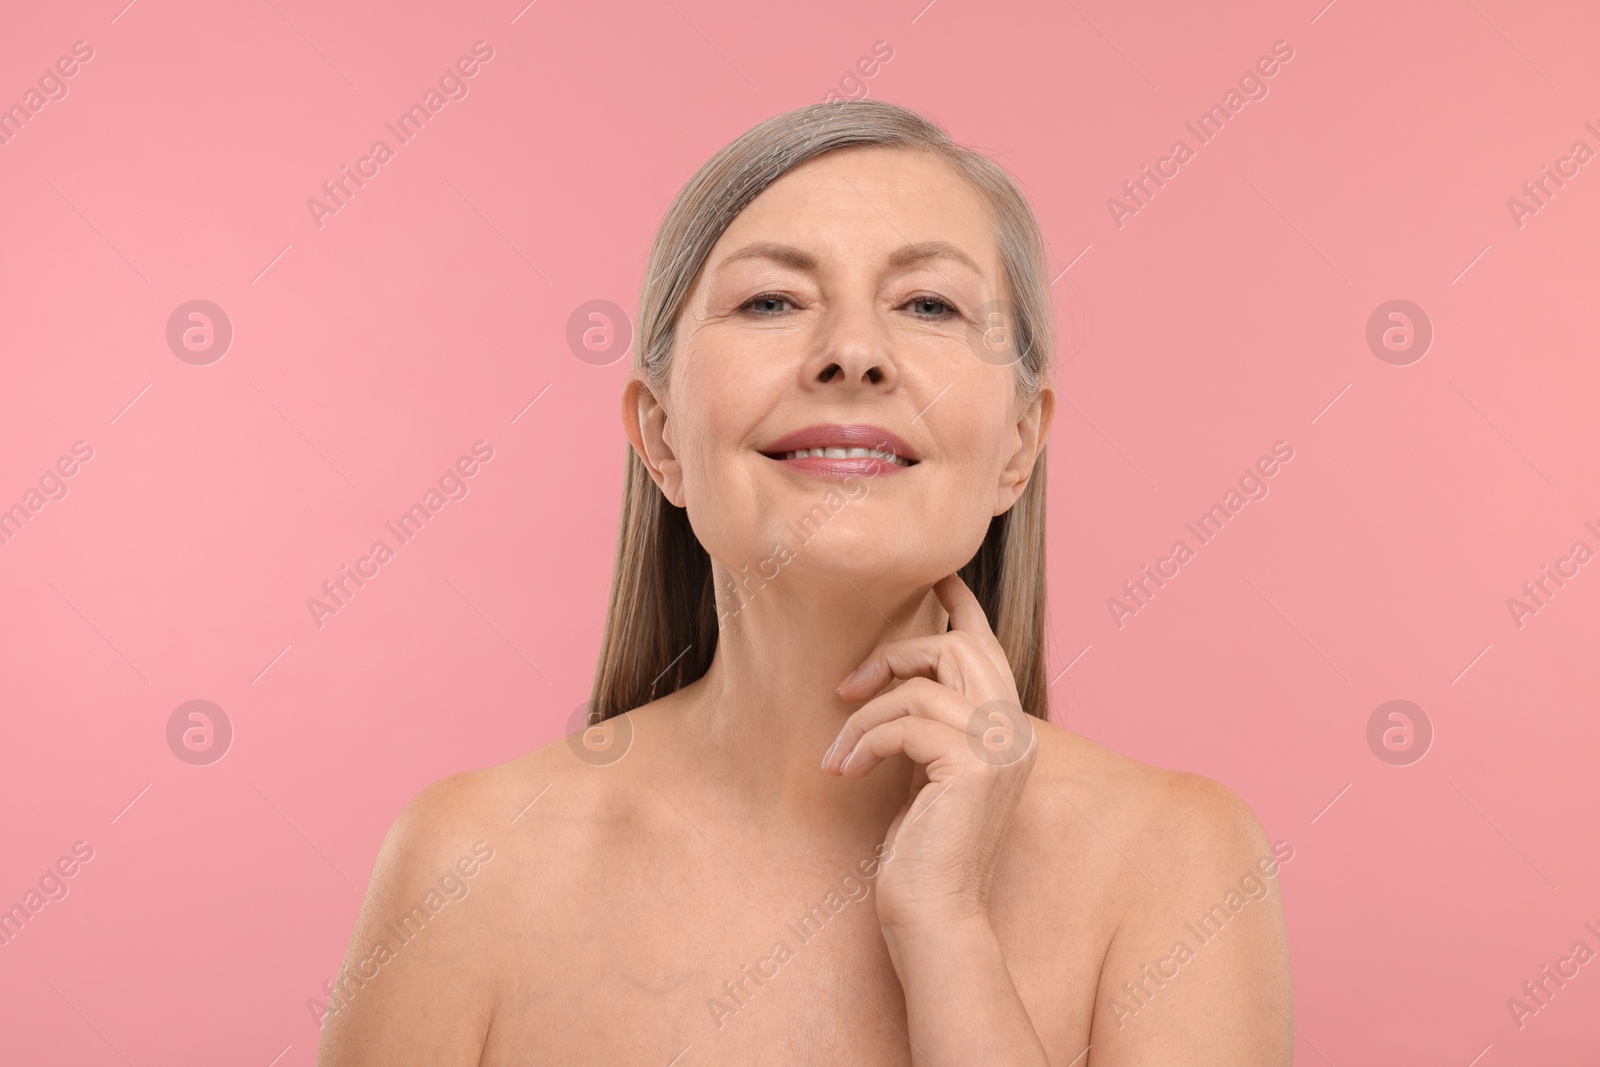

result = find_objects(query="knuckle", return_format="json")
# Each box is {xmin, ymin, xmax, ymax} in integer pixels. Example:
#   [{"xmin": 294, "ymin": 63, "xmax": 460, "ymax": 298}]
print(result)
[{"xmin": 950, "ymin": 629, "xmax": 981, "ymax": 652}]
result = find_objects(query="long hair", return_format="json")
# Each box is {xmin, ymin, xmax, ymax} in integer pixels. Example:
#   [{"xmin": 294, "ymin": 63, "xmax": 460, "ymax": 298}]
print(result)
[{"xmin": 589, "ymin": 99, "xmax": 1061, "ymax": 722}]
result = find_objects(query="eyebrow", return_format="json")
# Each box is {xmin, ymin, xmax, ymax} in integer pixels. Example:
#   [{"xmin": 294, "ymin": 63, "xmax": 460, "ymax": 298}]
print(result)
[{"xmin": 717, "ymin": 239, "xmax": 986, "ymax": 280}]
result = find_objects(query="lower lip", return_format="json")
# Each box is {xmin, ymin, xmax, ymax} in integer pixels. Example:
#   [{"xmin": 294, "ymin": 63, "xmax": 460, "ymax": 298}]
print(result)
[{"xmin": 764, "ymin": 454, "xmax": 915, "ymax": 478}]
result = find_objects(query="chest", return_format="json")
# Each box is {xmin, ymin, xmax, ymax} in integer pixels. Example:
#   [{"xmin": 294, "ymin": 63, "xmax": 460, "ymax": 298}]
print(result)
[{"xmin": 481, "ymin": 839, "xmax": 1109, "ymax": 1066}]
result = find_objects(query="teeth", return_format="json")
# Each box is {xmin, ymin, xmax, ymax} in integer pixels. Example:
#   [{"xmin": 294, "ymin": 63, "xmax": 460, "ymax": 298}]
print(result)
[{"xmin": 777, "ymin": 447, "xmax": 912, "ymax": 466}]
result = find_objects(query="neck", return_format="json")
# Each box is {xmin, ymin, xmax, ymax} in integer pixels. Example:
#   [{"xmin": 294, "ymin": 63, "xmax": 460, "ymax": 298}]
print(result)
[{"xmin": 670, "ymin": 569, "xmax": 951, "ymax": 837}]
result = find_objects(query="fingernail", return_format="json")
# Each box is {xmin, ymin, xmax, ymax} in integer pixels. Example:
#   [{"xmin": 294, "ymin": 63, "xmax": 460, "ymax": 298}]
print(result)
[{"xmin": 822, "ymin": 738, "xmax": 840, "ymax": 770}]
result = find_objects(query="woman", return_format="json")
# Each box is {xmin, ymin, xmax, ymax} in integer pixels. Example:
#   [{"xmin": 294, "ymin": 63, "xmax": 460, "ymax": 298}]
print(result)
[{"xmin": 318, "ymin": 99, "xmax": 1293, "ymax": 1066}]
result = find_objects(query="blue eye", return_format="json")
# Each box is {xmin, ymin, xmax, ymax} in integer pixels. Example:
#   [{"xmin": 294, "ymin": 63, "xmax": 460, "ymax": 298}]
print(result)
[
  {"xmin": 739, "ymin": 292, "xmax": 795, "ymax": 316},
  {"xmin": 738, "ymin": 293, "xmax": 961, "ymax": 319},
  {"xmin": 904, "ymin": 294, "xmax": 959, "ymax": 320}
]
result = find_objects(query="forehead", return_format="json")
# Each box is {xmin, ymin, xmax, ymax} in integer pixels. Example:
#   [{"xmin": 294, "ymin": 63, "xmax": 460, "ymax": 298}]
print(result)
[{"xmin": 708, "ymin": 145, "xmax": 999, "ymax": 271}]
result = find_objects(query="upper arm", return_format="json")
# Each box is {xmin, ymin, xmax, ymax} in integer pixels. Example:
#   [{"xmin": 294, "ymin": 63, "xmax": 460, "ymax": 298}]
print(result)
[
  {"xmin": 316, "ymin": 774, "xmax": 503, "ymax": 1067},
  {"xmin": 1086, "ymin": 772, "xmax": 1293, "ymax": 1066}
]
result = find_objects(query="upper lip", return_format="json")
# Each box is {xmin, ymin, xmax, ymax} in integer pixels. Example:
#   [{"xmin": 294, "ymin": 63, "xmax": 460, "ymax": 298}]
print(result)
[{"xmin": 759, "ymin": 423, "xmax": 920, "ymax": 463}]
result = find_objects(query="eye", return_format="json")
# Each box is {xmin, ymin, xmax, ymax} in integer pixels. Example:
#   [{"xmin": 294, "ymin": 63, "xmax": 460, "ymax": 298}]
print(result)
[
  {"xmin": 739, "ymin": 292, "xmax": 798, "ymax": 316},
  {"xmin": 737, "ymin": 292, "xmax": 962, "ymax": 320},
  {"xmin": 902, "ymin": 293, "xmax": 960, "ymax": 320}
]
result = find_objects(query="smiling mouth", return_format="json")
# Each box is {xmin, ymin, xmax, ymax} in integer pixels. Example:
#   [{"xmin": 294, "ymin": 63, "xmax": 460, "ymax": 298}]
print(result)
[{"xmin": 762, "ymin": 446, "xmax": 916, "ymax": 467}]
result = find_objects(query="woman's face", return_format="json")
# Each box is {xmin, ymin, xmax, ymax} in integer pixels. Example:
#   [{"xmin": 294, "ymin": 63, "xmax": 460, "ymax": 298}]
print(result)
[{"xmin": 628, "ymin": 145, "xmax": 1052, "ymax": 596}]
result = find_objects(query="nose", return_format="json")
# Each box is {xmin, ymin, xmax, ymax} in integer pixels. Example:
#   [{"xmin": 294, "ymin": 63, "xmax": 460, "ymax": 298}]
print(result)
[{"xmin": 807, "ymin": 298, "xmax": 899, "ymax": 390}]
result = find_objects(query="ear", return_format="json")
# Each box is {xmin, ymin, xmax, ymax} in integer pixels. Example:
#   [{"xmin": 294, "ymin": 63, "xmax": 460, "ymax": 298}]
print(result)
[
  {"xmin": 993, "ymin": 381, "xmax": 1054, "ymax": 515},
  {"xmin": 621, "ymin": 372, "xmax": 686, "ymax": 507}
]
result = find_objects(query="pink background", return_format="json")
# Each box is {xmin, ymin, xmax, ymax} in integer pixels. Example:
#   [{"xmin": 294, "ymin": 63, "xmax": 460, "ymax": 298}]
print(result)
[{"xmin": 2, "ymin": 0, "xmax": 1597, "ymax": 1062}]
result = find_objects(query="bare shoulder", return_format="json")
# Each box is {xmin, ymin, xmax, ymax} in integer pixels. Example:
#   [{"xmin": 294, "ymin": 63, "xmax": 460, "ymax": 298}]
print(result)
[
  {"xmin": 1024, "ymin": 719, "xmax": 1293, "ymax": 1064},
  {"xmin": 316, "ymin": 716, "xmax": 647, "ymax": 1065},
  {"xmin": 314, "ymin": 760, "xmax": 525, "ymax": 1064},
  {"xmin": 1026, "ymin": 716, "xmax": 1276, "ymax": 881},
  {"xmin": 392, "ymin": 705, "xmax": 657, "ymax": 840}
]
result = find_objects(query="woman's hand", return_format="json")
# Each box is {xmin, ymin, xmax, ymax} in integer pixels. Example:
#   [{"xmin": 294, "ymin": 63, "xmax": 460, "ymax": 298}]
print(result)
[{"xmin": 821, "ymin": 572, "xmax": 1038, "ymax": 936}]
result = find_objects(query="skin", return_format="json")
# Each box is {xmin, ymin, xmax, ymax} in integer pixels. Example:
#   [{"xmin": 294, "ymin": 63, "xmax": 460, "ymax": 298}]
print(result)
[{"xmin": 317, "ymin": 145, "xmax": 1293, "ymax": 1066}]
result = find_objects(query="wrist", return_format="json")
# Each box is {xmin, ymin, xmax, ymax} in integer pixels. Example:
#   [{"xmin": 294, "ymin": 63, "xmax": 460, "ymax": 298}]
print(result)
[
  {"xmin": 878, "ymin": 912, "xmax": 1050, "ymax": 1067},
  {"xmin": 881, "ymin": 911, "xmax": 997, "ymax": 955}
]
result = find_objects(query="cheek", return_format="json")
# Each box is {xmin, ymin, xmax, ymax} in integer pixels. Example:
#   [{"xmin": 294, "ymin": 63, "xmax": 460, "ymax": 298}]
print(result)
[
  {"xmin": 934, "ymin": 390, "xmax": 1012, "ymax": 481},
  {"xmin": 670, "ymin": 367, "xmax": 776, "ymax": 537},
  {"xmin": 674, "ymin": 409, "xmax": 744, "ymax": 518},
  {"xmin": 927, "ymin": 452, "xmax": 1002, "ymax": 529},
  {"xmin": 918, "ymin": 400, "xmax": 1018, "ymax": 532}
]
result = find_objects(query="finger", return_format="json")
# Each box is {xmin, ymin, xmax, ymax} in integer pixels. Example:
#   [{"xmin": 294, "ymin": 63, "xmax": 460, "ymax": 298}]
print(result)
[
  {"xmin": 826, "ymin": 677, "xmax": 970, "ymax": 773},
  {"xmin": 826, "ymin": 676, "xmax": 972, "ymax": 773},
  {"xmin": 836, "ymin": 715, "xmax": 965, "ymax": 777},
  {"xmin": 838, "ymin": 628, "xmax": 1000, "ymax": 702},
  {"xmin": 933, "ymin": 573, "xmax": 1003, "ymax": 650},
  {"xmin": 908, "ymin": 753, "xmax": 930, "ymax": 797}
]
